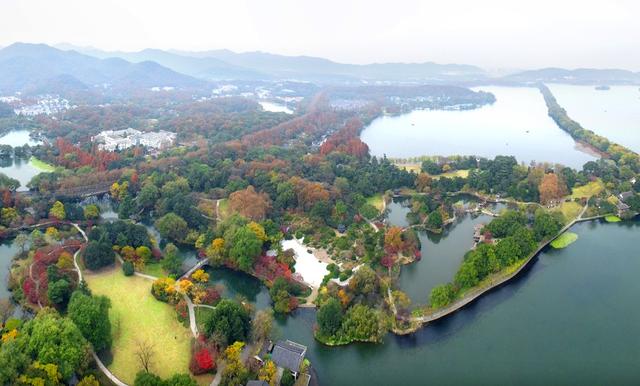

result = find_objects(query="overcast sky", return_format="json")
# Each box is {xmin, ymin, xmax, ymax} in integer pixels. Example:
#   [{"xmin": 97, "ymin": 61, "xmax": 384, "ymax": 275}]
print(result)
[{"xmin": 1, "ymin": 0, "xmax": 638, "ymax": 70}]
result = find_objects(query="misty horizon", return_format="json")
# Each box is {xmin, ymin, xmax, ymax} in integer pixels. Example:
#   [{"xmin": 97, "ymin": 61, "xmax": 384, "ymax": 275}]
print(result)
[{"xmin": 1, "ymin": 0, "xmax": 639, "ymax": 71}]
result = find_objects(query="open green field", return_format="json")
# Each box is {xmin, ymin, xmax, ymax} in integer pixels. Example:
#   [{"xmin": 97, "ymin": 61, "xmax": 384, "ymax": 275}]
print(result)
[
  {"xmin": 394, "ymin": 163, "xmax": 422, "ymax": 173},
  {"xmin": 141, "ymin": 262, "xmax": 166, "ymax": 278},
  {"xmin": 366, "ymin": 194, "xmax": 384, "ymax": 212},
  {"xmin": 28, "ymin": 156, "xmax": 56, "ymax": 172},
  {"xmin": 557, "ymin": 201, "xmax": 582, "ymax": 223},
  {"xmin": 570, "ymin": 179, "xmax": 604, "ymax": 199},
  {"xmin": 551, "ymin": 232, "xmax": 579, "ymax": 249},
  {"xmin": 85, "ymin": 267, "xmax": 194, "ymax": 384},
  {"xmin": 432, "ymin": 169, "xmax": 470, "ymax": 180},
  {"xmin": 218, "ymin": 198, "xmax": 230, "ymax": 220},
  {"xmin": 194, "ymin": 307, "xmax": 215, "ymax": 332},
  {"xmin": 605, "ymin": 215, "xmax": 622, "ymax": 223}
]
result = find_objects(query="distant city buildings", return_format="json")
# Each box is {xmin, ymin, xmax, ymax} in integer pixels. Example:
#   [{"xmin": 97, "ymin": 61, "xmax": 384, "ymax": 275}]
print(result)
[
  {"xmin": 92, "ymin": 128, "xmax": 176, "ymax": 151},
  {"xmin": 6, "ymin": 95, "xmax": 74, "ymax": 116}
]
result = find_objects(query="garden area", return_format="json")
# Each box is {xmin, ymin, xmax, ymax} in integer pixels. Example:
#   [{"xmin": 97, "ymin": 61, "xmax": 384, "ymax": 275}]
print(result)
[{"xmin": 84, "ymin": 267, "xmax": 211, "ymax": 384}]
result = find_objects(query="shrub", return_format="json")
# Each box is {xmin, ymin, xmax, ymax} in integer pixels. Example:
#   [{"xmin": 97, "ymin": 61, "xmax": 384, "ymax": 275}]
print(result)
[
  {"xmin": 122, "ymin": 261, "xmax": 134, "ymax": 276},
  {"xmin": 83, "ymin": 241, "xmax": 115, "ymax": 270}
]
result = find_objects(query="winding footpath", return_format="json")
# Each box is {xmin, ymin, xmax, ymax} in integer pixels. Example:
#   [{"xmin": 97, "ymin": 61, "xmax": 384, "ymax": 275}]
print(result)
[{"xmin": 69, "ymin": 222, "xmax": 128, "ymax": 386}]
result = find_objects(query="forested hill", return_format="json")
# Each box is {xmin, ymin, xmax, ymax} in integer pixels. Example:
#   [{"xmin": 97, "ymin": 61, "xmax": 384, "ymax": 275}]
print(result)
[
  {"xmin": 0, "ymin": 43, "xmax": 207, "ymax": 96},
  {"xmin": 59, "ymin": 44, "xmax": 489, "ymax": 84}
]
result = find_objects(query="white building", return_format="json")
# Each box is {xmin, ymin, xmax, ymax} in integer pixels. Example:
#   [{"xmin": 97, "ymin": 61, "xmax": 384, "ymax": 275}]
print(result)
[{"xmin": 92, "ymin": 128, "xmax": 176, "ymax": 152}]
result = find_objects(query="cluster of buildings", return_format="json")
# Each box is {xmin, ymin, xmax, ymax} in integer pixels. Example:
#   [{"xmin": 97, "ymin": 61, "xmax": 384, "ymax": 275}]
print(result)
[
  {"xmin": 91, "ymin": 128, "xmax": 176, "ymax": 152},
  {"xmin": 1, "ymin": 95, "xmax": 74, "ymax": 116}
]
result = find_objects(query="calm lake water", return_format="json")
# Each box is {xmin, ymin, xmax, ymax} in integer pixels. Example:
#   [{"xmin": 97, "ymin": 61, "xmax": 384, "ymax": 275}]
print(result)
[
  {"xmin": 388, "ymin": 198, "xmax": 508, "ymax": 304},
  {"xmin": 207, "ymin": 218, "xmax": 640, "ymax": 385},
  {"xmin": 548, "ymin": 84, "xmax": 640, "ymax": 153},
  {"xmin": 0, "ymin": 239, "xmax": 19, "ymax": 300},
  {"xmin": 0, "ymin": 129, "xmax": 47, "ymax": 191},
  {"xmin": 360, "ymin": 86, "xmax": 597, "ymax": 169},
  {"xmin": 296, "ymin": 219, "xmax": 640, "ymax": 385}
]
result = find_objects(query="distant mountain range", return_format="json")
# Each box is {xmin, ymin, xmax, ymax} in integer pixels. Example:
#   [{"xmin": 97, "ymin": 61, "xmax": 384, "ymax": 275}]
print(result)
[
  {"xmin": 1, "ymin": 43, "xmax": 639, "ymax": 98},
  {"xmin": 57, "ymin": 44, "xmax": 489, "ymax": 84},
  {"xmin": 0, "ymin": 43, "xmax": 206, "ymax": 95}
]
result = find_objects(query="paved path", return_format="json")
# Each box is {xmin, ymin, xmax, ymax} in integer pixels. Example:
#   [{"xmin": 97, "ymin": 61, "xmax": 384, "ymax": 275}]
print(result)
[
  {"xmin": 69, "ymin": 222, "xmax": 130, "ymax": 386},
  {"xmin": 92, "ymin": 351, "xmax": 128, "ymax": 386}
]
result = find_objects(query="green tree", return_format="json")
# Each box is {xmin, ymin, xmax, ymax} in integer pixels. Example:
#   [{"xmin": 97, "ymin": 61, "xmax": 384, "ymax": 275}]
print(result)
[
  {"xmin": 280, "ymin": 370, "xmax": 295, "ymax": 386},
  {"xmin": 83, "ymin": 241, "xmax": 115, "ymax": 270},
  {"xmin": 49, "ymin": 201, "xmax": 66, "ymax": 220},
  {"xmin": 134, "ymin": 371, "xmax": 163, "ymax": 386},
  {"xmin": 340, "ymin": 304, "xmax": 383, "ymax": 342},
  {"xmin": 164, "ymin": 373, "xmax": 198, "ymax": 386},
  {"xmin": 123, "ymin": 260, "xmax": 135, "ymax": 276},
  {"xmin": 427, "ymin": 211, "xmax": 443, "ymax": 229},
  {"xmin": 83, "ymin": 204, "xmax": 101, "ymax": 220},
  {"xmin": 229, "ymin": 225, "xmax": 263, "ymax": 271},
  {"xmin": 136, "ymin": 246, "xmax": 152, "ymax": 261},
  {"xmin": 137, "ymin": 183, "xmax": 160, "ymax": 210},
  {"xmin": 77, "ymin": 375, "xmax": 100, "ymax": 386},
  {"xmin": 204, "ymin": 300, "xmax": 250, "ymax": 345},
  {"xmin": 155, "ymin": 212, "xmax": 189, "ymax": 242},
  {"xmin": 429, "ymin": 284, "xmax": 455, "ymax": 308},
  {"xmin": 533, "ymin": 210, "xmax": 562, "ymax": 242},
  {"xmin": 161, "ymin": 243, "xmax": 182, "ymax": 276},
  {"xmin": 67, "ymin": 291, "xmax": 112, "ymax": 352},
  {"xmin": 317, "ymin": 298, "xmax": 343, "ymax": 336},
  {"xmin": 47, "ymin": 279, "xmax": 71, "ymax": 306},
  {"xmin": 21, "ymin": 310, "xmax": 90, "ymax": 379}
]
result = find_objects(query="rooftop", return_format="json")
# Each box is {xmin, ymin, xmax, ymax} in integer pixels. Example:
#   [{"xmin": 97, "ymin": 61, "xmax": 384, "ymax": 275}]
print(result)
[
  {"xmin": 246, "ymin": 381, "xmax": 269, "ymax": 386},
  {"xmin": 271, "ymin": 340, "xmax": 307, "ymax": 372}
]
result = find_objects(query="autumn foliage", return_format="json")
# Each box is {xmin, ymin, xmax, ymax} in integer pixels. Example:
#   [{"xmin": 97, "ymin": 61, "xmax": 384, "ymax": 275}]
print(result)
[
  {"xmin": 539, "ymin": 173, "xmax": 568, "ymax": 205},
  {"xmin": 54, "ymin": 138, "xmax": 120, "ymax": 171},
  {"xmin": 319, "ymin": 117, "xmax": 369, "ymax": 159},
  {"xmin": 229, "ymin": 186, "xmax": 272, "ymax": 221}
]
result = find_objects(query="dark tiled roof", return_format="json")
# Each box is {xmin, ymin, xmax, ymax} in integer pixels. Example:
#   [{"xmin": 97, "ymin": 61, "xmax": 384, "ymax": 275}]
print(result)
[
  {"xmin": 619, "ymin": 191, "xmax": 634, "ymax": 201},
  {"xmin": 246, "ymin": 381, "xmax": 269, "ymax": 386},
  {"xmin": 271, "ymin": 340, "xmax": 307, "ymax": 372},
  {"xmin": 617, "ymin": 202, "xmax": 630, "ymax": 210}
]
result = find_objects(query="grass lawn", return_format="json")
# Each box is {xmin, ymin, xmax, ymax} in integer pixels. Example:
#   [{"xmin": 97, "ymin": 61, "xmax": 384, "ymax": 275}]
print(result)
[
  {"xmin": 432, "ymin": 169, "xmax": 470, "ymax": 180},
  {"xmin": 395, "ymin": 163, "xmax": 421, "ymax": 173},
  {"xmin": 605, "ymin": 215, "xmax": 622, "ymax": 223},
  {"xmin": 28, "ymin": 156, "xmax": 57, "ymax": 172},
  {"xmin": 141, "ymin": 262, "xmax": 165, "ymax": 278},
  {"xmin": 194, "ymin": 307, "xmax": 215, "ymax": 332},
  {"xmin": 570, "ymin": 179, "xmax": 604, "ymax": 199},
  {"xmin": 551, "ymin": 232, "xmax": 579, "ymax": 249},
  {"xmin": 366, "ymin": 194, "xmax": 384, "ymax": 212},
  {"xmin": 557, "ymin": 201, "xmax": 582, "ymax": 222},
  {"xmin": 84, "ymin": 267, "xmax": 194, "ymax": 384},
  {"xmin": 218, "ymin": 198, "xmax": 230, "ymax": 220}
]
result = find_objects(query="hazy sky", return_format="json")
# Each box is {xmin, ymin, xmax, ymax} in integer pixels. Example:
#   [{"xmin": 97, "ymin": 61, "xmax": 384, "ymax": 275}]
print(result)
[{"xmin": 1, "ymin": 0, "xmax": 638, "ymax": 70}]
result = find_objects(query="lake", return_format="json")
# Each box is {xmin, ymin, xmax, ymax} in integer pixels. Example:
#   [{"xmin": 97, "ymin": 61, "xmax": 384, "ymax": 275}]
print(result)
[
  {"xmin": 0, "ymin": 239, "xmax": 19, "ymax": 300},
  {"xmin": 388, "ymin": 197, "xmax": 508, "ymax": 304},
  {"xmin": 285, "ymin": 219, "xmax": 640, "ymax": 385},
  {"xmin": 0, "ymin": 129, "xmax": 48, "ymax": 191},
  {"xmin": 547, "ymin": 84, "xmax": 640, "ymax": 153},
  {"xmin": 207, "ymin": 217, "xmax": 640, "ymax": 385},
  {"xmin": 360, "ymin": 86, "xmax": 597, "ymax": 169}
]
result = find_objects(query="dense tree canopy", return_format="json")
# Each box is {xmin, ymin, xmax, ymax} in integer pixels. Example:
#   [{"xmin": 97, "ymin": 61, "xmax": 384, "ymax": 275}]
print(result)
[{"xmin": 203, "ymin": 300, "xmax": 250, "ymax": 345}]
